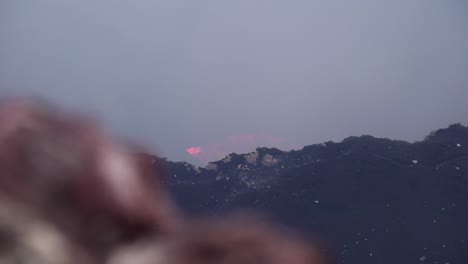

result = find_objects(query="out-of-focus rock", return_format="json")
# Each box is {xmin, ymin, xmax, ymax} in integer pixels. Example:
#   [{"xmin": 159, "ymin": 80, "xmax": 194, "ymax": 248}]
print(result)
[
  {"xmin": 0, "ymin": 98, "xmax": 179, "ymax": 263},
  {"xmin": 0, "ymin": 97, "xmax": 324, "ymax": 264},
  {"xmin": 166, "ymin": 212, "xmax": 327, "ymax": 264}
]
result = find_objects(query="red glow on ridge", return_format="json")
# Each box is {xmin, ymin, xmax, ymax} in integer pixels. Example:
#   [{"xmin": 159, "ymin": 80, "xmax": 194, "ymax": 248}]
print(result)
[
  {"xmin": 186, "ymin": 147, "xmax": 202, "ymax": 156},
  {"xmin": 185, "ymin": 133, "xmax": 296, "ymax": 165}
]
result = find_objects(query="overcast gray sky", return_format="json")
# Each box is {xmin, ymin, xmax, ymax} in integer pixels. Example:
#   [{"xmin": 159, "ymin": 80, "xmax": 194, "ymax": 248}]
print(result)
[{"xmin": 1, "ymin": 0, "xmax": 467, "ymax": 164}]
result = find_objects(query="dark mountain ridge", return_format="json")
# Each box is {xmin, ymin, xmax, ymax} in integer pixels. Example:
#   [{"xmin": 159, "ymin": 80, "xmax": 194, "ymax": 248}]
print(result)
[{"xmin": 154, "ymin": 123, "xmax": 468, "ymax": 264}]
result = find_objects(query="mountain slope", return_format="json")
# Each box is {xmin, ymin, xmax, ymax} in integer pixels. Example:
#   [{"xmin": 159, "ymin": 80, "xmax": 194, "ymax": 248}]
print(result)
[{"xmin": 159, "ymin": 124, "xmax": 468, "ymax": 264}]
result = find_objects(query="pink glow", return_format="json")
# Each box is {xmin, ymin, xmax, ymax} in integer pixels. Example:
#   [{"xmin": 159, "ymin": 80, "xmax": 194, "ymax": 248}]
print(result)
[
  {"xmin": 186, "ymin": 147, "xmax": 202, "ymax": 156},
  {"xmin": 186, "ymin": 133, "xmax": 296, "ymax": 165}
]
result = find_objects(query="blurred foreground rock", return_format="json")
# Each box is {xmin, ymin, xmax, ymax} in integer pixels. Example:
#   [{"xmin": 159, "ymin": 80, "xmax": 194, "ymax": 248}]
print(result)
[{"xmin": 0, "ymin": 98, "xmax": 324, "ymax": 264}]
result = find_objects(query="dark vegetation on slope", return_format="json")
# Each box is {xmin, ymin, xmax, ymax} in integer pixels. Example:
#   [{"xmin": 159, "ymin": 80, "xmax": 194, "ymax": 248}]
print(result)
[{"xmin": 156, "ymin": 123, "xmax": 468, "ymax": 264}]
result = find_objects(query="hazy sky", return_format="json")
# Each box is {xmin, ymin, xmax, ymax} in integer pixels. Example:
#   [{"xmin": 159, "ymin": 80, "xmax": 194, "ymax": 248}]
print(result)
[{"xmin": 1, "ymin": 0, "xmax": 467, "ymax": 164}]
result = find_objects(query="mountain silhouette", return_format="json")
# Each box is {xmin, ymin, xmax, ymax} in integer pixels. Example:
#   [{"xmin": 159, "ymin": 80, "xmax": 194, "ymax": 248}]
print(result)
[{"xmin": 153, "ymin": 123, "xmax": 468, "ymax": 264}]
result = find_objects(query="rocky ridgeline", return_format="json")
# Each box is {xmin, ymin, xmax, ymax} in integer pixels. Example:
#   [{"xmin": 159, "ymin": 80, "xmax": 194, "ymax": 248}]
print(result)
[{"xmin": 165, "ymin": 124, "xmax": 468, "ymax": 264}]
